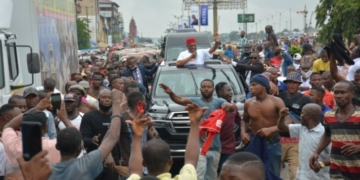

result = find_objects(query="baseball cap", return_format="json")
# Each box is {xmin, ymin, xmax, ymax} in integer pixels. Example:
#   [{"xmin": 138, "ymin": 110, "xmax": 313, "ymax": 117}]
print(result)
[
  {"xmin": 64, "ymin": 93, "xmax": 78, "ymax": 102},
  {"xmin": 68, "ymin": 85, "xmax": 86, "ymax": 96},
  {"xmin": 23, "ymin": 109, "xmax": 47, "ymax": 127},
  {"xmin": 79, "ymin": 81, "xmax": 90, "ymax": 89},
  {"xmin": 23, "ymin": 87, "xmax": 38, "ymax": 98},
  {"xmin": 283, "ymin": 72, "xmax": 302, "ymax": 84}
]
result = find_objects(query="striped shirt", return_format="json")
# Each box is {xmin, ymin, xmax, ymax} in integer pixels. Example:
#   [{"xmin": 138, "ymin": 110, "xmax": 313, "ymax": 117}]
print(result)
[{"xmin": 324, "ymin": 109, "xmax": 360, "ymax": 180}]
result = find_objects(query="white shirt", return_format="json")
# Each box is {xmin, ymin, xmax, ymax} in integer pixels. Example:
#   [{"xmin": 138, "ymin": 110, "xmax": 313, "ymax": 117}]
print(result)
[
  {"xmin": 346, "ymin": 57, "xmax": 360, "ymax": 81},
  {"xmin": 300, "ymin": 77, "xmax": 311, "ymax": 89},
  {"xmin": 36, "ymin": 86, "xmax": 64, "ymax": 99},
  {"xmin": 0, "ymin": 142, "xmax": 11, "ymax": 177},
  {"xmin": 86, "ymin": 95, "xmax": 99, "ymax": 109},
  {"xmin": 58, "ymin": 112, "xmax": 84, "ymax": 130},
  {"xmin": 289, "ymin": 123, "xmax": 331, "ymax": 180},
  {"xmin": 177, "ymin": 49, "xmax": 213, "ymax": 65}
]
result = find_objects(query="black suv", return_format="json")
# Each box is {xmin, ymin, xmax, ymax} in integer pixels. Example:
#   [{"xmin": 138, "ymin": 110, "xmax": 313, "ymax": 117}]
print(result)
[{"xmin": 148, "ymin": 60, "xmax": 246, "ymax": 159}]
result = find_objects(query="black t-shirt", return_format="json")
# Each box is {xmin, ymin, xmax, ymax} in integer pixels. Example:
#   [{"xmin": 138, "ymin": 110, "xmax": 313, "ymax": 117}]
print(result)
[
  {"xmin": 80, "ymin": 110, "xmax": 120, "ymax": 163},
  {"xmin": 279, "ymin": 92, "xmax": 314, "ymax": 118}
]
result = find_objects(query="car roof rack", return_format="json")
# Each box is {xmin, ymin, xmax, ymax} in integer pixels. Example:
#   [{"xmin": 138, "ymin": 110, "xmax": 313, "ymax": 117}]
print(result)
[{"xmin": 166, "ymin": 60, "xmax": 224, "ymax": 67}]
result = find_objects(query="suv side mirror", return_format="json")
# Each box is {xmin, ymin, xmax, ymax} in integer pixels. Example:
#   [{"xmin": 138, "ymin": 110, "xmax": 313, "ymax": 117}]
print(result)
[{"xmin": 27, "ymin": 53, "xmax": 40, "ymax": 74}]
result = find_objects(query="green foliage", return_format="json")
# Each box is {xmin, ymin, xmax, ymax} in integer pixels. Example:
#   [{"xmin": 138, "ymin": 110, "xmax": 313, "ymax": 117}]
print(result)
[
  {"xmin": 77, "ymin": 18, "xmax": 91, "ymax": 49},
  {"xmin": 288, "ymin": 46, "xmax": 302, "ymax": 55},
  {"xmin": 315, "ymin": 0, "xmax": 360, "ymax": 44}
]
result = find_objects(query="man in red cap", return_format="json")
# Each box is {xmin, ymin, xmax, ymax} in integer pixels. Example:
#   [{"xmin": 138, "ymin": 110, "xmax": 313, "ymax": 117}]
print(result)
[{"xmin": 176, "ymin": 33, "xmax": 221, "ymax": 67}]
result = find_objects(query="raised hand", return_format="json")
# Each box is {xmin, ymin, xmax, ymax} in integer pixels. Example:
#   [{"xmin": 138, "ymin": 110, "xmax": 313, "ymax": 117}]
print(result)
[
  {"xmin": 159, "ymin": 83, "xmax": 173, "ymax": 94},
  {"xmin": 125, "ymin": 110, "xmax": 152, "ymax": 137},
  {"xmin": 184, "ymin": 103, "xmax": 208, "ymax": 123},
  {"xmin": 17, "ymin": 150, "xmax": 52, "ymax": 180},
  {"xmin": 279, "ymin": 108, "xmax": 289, "ymax": 118}
]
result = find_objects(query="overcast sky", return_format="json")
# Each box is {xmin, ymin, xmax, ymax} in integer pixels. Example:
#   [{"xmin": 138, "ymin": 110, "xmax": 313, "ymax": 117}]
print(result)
[{"xmin": 113, "ymin": 0, "xmax": 318, "ymax": 38}]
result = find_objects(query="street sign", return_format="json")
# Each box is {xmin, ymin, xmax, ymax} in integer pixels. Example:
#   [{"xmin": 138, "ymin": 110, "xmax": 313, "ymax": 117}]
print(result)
[{"xmin": 237, "ymin": 14, "xmax": 255, "ymax": 23}]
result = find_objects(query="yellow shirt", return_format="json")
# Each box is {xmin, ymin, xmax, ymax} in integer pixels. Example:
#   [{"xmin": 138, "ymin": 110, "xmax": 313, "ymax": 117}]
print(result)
[
  {"xmin": 127, "ymin": 164, "xmax": 197, "ymax": 180},
  {"xmin": 312, "ymin": 59, "xmax": 330, "ymax": 73}
]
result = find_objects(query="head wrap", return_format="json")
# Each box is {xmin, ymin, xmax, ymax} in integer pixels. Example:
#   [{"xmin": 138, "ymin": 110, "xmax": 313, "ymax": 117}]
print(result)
[
  {"xmin": 250, "ymin": 74, "xmax": 270, "ymax": 92},
  {"xmin": 186, "ymin": 37, "xmax": 196, "ymax": 44}
]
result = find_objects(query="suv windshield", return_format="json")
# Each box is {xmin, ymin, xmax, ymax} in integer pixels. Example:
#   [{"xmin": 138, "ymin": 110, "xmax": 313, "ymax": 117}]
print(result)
[
  {"xmin": 154, "ymin": 68, "xmax": 243, "ymax": 97},
  {"xmin": 165, "ymin": 46, "xmax": 209, "ymax": 61}
]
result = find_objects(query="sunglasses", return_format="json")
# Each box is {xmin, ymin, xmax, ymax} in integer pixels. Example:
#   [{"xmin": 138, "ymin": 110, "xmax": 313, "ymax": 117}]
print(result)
[{"xmin": 250, "ymin": 57, "xmax": 257, "ymax": 59}]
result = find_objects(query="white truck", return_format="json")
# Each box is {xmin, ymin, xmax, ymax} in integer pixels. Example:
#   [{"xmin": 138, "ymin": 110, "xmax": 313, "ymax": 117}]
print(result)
[{"xmin": 0, "ymin": 0, "xmax": 79, "ymax": 105}]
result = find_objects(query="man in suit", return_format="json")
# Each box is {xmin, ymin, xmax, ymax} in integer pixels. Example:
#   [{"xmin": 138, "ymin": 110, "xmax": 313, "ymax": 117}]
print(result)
[
  {"xmin": 121, "ymin": 56, "xmax": 162, "ymax": 93},
  {"xmin": 224, "ymin": 52, "xmax": 265, "ymax": 86}
]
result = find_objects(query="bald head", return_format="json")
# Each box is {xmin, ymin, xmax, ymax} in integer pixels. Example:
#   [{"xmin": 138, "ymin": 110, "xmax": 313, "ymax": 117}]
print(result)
[
  {"xmin": 261, "ymin": 72, "xmax": 272, "ymax": 80},
  {"xmin": 303, "ymin": 103, "xmax": 322, "ymax": 122}
]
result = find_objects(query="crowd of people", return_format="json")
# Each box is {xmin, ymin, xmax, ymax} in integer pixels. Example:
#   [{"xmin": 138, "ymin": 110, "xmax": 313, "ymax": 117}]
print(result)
[{"xmin": 0, "ymin": 24, "xmax": 360, "ymax": 180}]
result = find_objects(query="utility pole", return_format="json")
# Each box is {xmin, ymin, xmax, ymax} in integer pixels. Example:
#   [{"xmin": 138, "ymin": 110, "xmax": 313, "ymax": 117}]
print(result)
[
  {"xmin": 213, "ymin": 0, "xmax": 218, "ymax": 33},
  {"xmin": 242, "ymin": 0, "xmax": 247, "ymax": 33},
  {"xmin": 290, "ymin": 8, "xmax": 292, "ymax": 33},
  {"xmin": 174, "ymin": 15, "xmax": 183, "ymax": 28},
  {"xmin": 198, "ymin": 0, "xmax": 201, "ymax": 32}
]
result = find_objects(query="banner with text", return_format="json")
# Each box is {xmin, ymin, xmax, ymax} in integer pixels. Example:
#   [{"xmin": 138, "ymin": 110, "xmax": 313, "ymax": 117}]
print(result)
[{"xmin": 200, "ymin": 5, "xmax": 208, "ymax": 26}]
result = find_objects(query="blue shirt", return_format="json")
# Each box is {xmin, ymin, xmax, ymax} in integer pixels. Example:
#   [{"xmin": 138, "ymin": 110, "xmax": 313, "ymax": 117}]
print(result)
[
  {"xmin": 49, "ymin": 150, "xmax": 103, "ymax": 180},
  {"xmin": 189, "ymin": 97, "xmax": 226, "ymax": 151},
  {"xmin": 43, "ymin": 110, "xmax": 57, "ymax": 139},
  {"xmin": 264, "ymin": 49, "xmax": 274, "ymax": 59},
  {"xmin": 224, "ymin": 50, "xmax": 235, "ymax": 59},
  {"xmin": 322, "ymin": 104, "xmax": 331, "ymax": 115}
]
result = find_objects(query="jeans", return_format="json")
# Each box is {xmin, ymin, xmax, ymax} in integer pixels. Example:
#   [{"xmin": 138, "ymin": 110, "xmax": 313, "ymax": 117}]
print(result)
[
  {"xmin": 196, "ymin": 149, "xmax": 221, "ymax": 180},
  {"xmin": 217, "ymin": 153, "xmax": 232, "ymax": 175},
  {"xmin": 267, "ymin": 142, "xmax": 282, "ymax": 176}
]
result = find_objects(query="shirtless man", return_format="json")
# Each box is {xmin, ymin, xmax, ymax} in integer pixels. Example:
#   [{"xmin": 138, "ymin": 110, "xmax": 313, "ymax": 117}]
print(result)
[
  {"xmin": 241, "ymin": 74, "xmax": 286, "ymax": 176},
  {"xmin": 88, "ymin": 72, "xmax": 105, "ymax": 98}
]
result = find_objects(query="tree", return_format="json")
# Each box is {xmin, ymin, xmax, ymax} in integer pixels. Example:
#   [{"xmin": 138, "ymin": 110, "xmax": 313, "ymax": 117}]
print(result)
[
  {"xmin": 315, "ymin": 0, "xmax": 360, "ymax": 44},
  {"xmin": 229, "ymin": 31, "xmax": 239, "ymax": 42},
  {"xmin": 293, "ymin": 28, "xmax": 300, "ymax": 32},
  {"xmin": 77, "ymin": 18, "xmax": 91, "ymax": 49}
]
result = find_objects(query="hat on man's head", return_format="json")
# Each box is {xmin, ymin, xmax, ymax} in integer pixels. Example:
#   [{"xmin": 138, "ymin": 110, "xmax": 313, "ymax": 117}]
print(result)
[
  {"xmin": 186, "ymin": 37, "xmax": 196, "ymax": 44},
  {"xmin": 293, "ymin": 53, "xmax": 302, "ymax": 61},
  {"xmin": 250, "ymin": 74, "xmax": 270, "ymax": 92},
  {"xmin": 284, "ymin": 72, "xmax": 302, "ymax": 84},
  {"xmin": 23, "ymin": 87, "xmax": 38, "ymax": 98},
  {"xmin": 68, "ymin": 85, "xmax": 86, "ymax": 96},
  {"xmin": 23, "ymin": 109, "xmax": 47, "ymax": 127},
  {"xmin": 79, "ymin": 81, "xmax": 90, "ymax": 89},
  {"xmin": 64, "ymin": 93, "xmax": 78, "ymax": 102}
]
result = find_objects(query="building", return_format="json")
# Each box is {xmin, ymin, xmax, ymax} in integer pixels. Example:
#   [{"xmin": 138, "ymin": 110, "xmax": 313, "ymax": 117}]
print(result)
[
  {"xmin": 99, "ymin": 0, "xmax": 124, "ymax": 45},
  {"xmin": 129, "ymin": 17, "xmax": 137, "ymax": 40},
  {"xmin": 77, "ymin": 0, "xmax": 107, "ymax": 45}
]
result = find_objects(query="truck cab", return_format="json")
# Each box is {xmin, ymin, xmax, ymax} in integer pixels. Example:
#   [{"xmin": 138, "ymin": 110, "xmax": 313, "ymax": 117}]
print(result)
[{"xmin": 0, "ymin": 1, "xmax": 41, "ymax": 106}]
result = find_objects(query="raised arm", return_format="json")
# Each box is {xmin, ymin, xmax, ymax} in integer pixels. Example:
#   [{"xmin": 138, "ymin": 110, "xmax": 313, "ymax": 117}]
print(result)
[
  {"xmin": 98, "ymin": 90, "xmax": 123, "ymax": 161},
  {"xmin": 127, "ymin": 112, "xmax": 152, "ymax": 176},
  {"xmin": 329, "ymin": 52, "xmax": 345, "ymax": 82},
  {"xmin": 159, "ymin": 83, "xmax": 192, "ymax": 106},
  {"xmin": 184, "ymin": 103, "xmax": 207, "ymax": 166},
  {"xmin": 277, "ymin": 107, "xmax": 290, "ymax": 133},
  {"xmin": 208, "ymin": 33, "xmax": 221, "ymax": 54}
]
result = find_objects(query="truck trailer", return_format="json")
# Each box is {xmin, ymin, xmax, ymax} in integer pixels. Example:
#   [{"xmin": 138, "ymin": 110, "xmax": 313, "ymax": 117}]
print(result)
[{"xmin": 0, "ymin": 0, "xmax": 79, "ymax": 105}]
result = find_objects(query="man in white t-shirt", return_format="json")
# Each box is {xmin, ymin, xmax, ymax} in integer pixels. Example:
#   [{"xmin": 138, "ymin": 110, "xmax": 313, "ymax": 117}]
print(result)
[{"xmin": 176, "ymin": 33, "xmax": 221, "ymax": 67}]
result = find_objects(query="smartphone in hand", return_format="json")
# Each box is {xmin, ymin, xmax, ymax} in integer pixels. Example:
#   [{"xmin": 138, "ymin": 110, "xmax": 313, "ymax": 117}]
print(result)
[
  {"xmin": 50, "ymin": 93, "xmax": 61, "ymax": 115},
  {"xmin": 22, "ymin": 121, "xmax": 42, "ymax": 161}
]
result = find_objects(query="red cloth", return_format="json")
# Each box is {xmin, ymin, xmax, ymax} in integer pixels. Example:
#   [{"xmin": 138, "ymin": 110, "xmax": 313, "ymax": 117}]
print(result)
[
  {"xmin": 270, "ymin": 56, "xmax": 282, "ymax": 67},
  {"xmin": 199, "ymin": 109, "xmax": 226, "ymax": 155},
  {"xmin": 304, "ymin": 90, "xmax": 335, "ymax": 109},
  {"xmin": 186, "ymin": 37, "xmax": 196, "ymax": 44}
]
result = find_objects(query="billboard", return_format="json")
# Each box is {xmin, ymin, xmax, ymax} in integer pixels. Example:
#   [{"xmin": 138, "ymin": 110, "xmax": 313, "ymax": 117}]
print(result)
[
  {"xmin": 200, "ymin": 5, "xmax": 208, "ymax": 26},
  {"xmin": 182, "ymin": 16, "xmax": 190, "ymax": 28},
  {"xmin": 190, "ymin": 5, "xmax": 199, "ymax": 27},
  {"xmin": 35, "ymin": 0, "xmax": 79, "ymax": 92}
]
